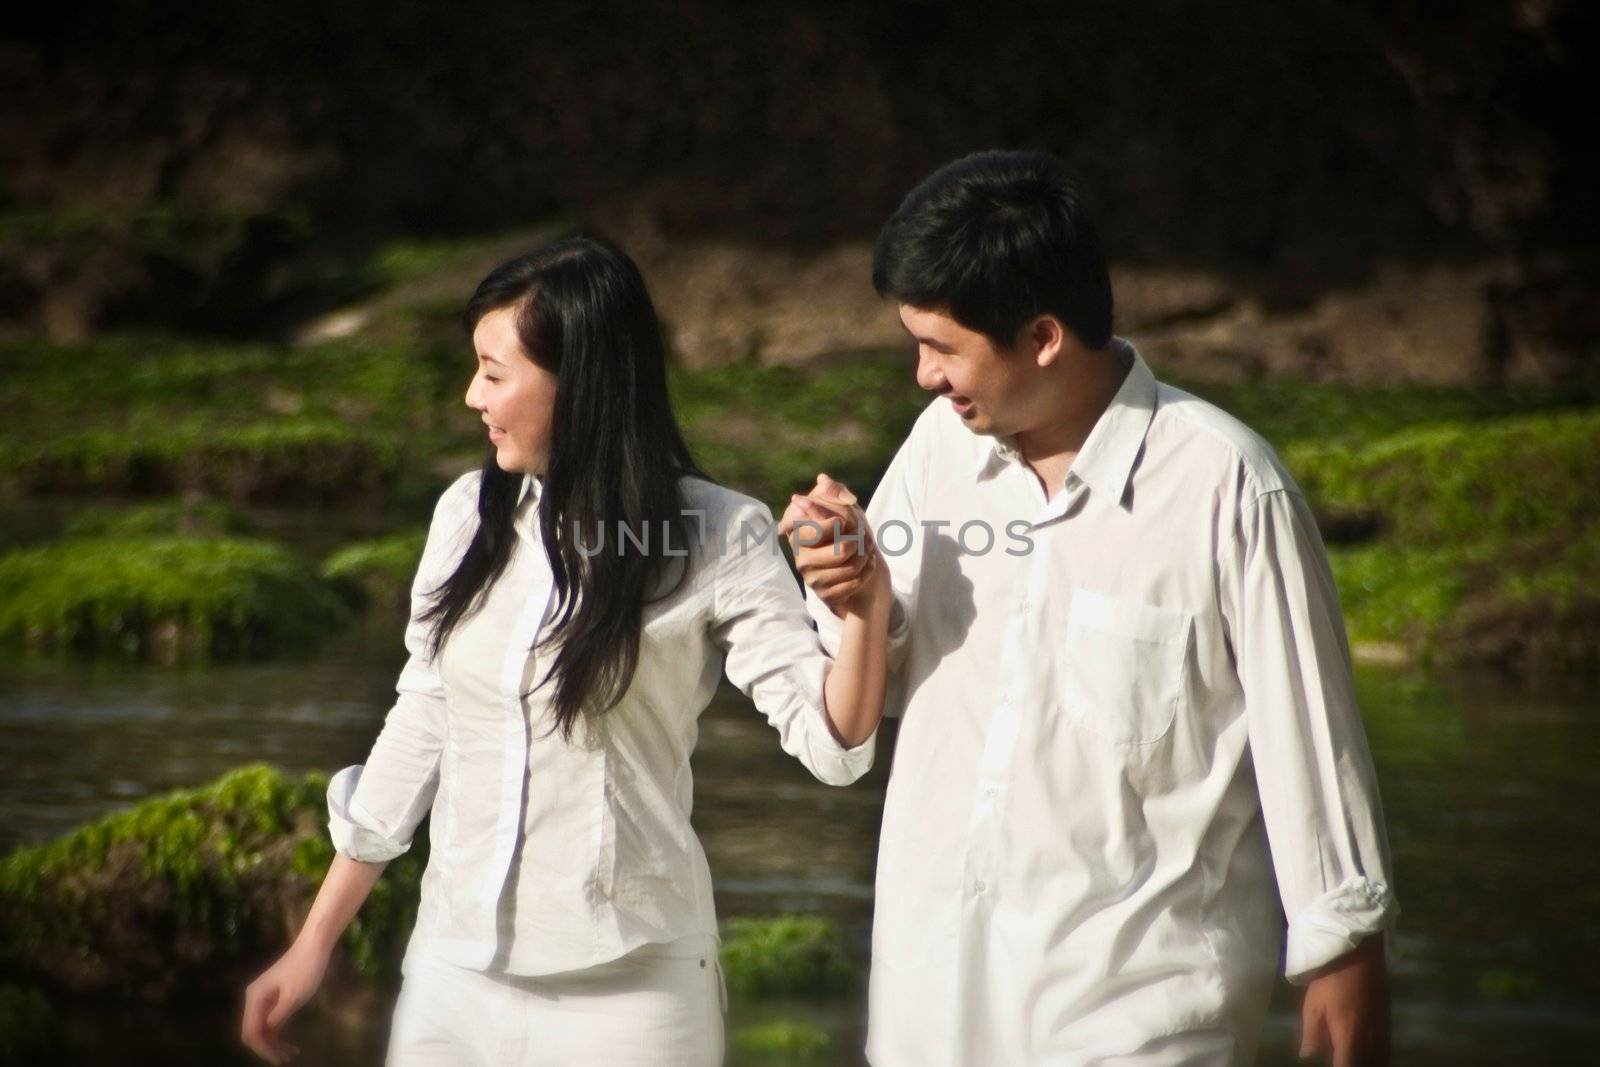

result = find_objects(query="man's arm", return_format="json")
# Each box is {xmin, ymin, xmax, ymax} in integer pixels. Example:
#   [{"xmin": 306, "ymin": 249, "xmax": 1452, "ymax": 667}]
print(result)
[{"xmin": 1227, "ymin": 487, "xmax": 1399, "ymax": 1065}]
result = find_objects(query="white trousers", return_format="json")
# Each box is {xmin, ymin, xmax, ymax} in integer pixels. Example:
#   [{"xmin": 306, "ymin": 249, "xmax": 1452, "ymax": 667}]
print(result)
[{"xmin": 387, "ymin": 934, "xmax": 726, "ymax": 1066}]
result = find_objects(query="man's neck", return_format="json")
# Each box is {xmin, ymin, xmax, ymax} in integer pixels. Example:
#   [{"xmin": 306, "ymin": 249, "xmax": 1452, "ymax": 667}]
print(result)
[{"xmin": 1014, "ymin": 344, "xmax": 1132, "ymax": 501}]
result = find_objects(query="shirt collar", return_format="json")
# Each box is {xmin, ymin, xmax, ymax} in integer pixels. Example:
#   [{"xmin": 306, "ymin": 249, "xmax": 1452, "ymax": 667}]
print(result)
[
  {"xmin": 974, "ymin": 337, "xmax": 1158, "ymax": 507},
  {"xmin": 517, "ymin": 473, "xmax": 541, "ymax": 508},
  {"xmin": 513, "ymin": 473, "xmax": 542, "ymax": 542}
]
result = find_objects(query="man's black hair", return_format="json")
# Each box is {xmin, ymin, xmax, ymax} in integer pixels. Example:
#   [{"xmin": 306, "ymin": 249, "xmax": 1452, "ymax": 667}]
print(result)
[{"xmin": 872, "ymin": 150, "xmax": 1113, "ymax": 350}]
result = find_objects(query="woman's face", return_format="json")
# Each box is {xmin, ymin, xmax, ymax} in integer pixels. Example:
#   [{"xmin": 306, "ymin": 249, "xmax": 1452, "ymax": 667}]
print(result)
[{"xmin": 465, "ymin": 305, "xmax": 559, "ymax": 475}]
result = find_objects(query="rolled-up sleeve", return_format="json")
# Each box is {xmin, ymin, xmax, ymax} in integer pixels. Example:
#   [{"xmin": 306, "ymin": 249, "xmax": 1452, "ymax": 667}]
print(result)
[
  {"xmin": 327, "ymin": 476, "xmax": 475, "ymax": 862},
  {"xmin": 713, "ymin": 501, "xmax": 876, "ymax": 786},
  {"xmin": 1231, "ymin": 487, "xmax": 1399, "ymax": 983}
]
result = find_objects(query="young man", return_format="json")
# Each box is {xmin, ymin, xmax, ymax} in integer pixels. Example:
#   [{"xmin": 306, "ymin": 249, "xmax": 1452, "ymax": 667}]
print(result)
[{"xmin": 783, "ymin": 151, "xmax": 1398, "ymax": 1065}]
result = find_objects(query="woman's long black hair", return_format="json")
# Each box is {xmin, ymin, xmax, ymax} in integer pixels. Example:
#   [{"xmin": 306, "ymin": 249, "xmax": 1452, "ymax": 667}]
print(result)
[{"xmin": 419, "ymin": 235, "xmax": 706, "ymax": 739}]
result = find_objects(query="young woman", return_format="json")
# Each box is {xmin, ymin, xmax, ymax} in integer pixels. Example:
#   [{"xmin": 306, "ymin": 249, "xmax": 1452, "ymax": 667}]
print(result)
[{"xmin": 240, "ymin": 235, "xmax": 890, "ymax": 1066}]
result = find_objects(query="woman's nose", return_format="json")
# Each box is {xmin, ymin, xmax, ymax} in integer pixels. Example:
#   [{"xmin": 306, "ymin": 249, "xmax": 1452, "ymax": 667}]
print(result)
[{"xmin": 464, "ymin": 375, "xmax": 484, "ymax": 410}]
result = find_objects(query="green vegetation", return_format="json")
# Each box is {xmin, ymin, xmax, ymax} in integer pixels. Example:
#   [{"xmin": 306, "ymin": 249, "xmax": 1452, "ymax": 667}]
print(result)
[
  {"xmin": 321, "ymin": 529, "xmax": 428, "ymax": 612},
  {"xmin": 672, "ymin": 359, "xmax": 927, "ymax": 514},
  {"xmin": 719, "ymin": 916, "xmax": 858, "ymax": 1000},
  {"xmin": 1286, "ymin": 410, "xmax": 1599, "ymax": 544},
  {"xmin": 0, "ymin": 765, "xmax": 426, "ymax": 1001},
  {"xmin": 1283, "ymin": 411, "xmax": 1600, "ymax": 671},
  {"xmin": 0, "ymin": 536, "xmax": 351, "ymax": 662},
  {"xmin": 730, "ymin": 1019, "xmax": 833, "ymax": 1063},
  {"xmin": 1, "ymin": 322, "xmax": 1595, "ymax": 670},
  {"xmin": 59, "ymin": 500, "xmax": 254, "ymax": 539},
  {"xmin": 0, "ymin": 336, "xmax": 466, "ymax": 504}
]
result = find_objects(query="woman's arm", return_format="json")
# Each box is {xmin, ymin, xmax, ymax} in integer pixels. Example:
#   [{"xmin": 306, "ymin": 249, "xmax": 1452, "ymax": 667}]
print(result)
[
  {"xmin": 781, "ymin": 489, "xmax": 892, "ymax": 748},
  {"xmin": 241, "ymin": 854, "xmax": 388, "ymax": 1064}
]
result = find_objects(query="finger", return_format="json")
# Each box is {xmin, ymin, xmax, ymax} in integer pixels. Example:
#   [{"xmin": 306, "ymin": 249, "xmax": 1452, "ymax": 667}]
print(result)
[
  {"xmin": 797, "ymin": 544, "xmax": 872, "ymax": 578},
  {"xmin": 266, "ymin": 987, "xmax": 299, "ymax": 1031},
  {"xmin": 810, "ymin": 563, "xmax": 873, "ymax": 596},
  {"xmin": 1300, "ymin": 1009, "xmax": 1329, "ymax": 1060},
  {"xmin": 243, "ymin": 986, "xmax": 272, "ymax": 1047},
  {"xmin": 813, "ymin": 472, "xmax": 858, "ymax": 506},
  {"xmin": 1330, "ymin": 1022, "xmax": 1357, "ymax": 1067},
  {"xmin": 796, "ymin": 537, "xmax": 869, "ymax": 568}
]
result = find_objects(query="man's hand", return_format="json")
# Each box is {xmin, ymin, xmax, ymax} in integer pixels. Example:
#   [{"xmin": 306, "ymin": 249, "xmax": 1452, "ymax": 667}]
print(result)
[
  {"xmin": 777, "ymin": 473, "xmax": 884, "ymax": 616},
  {"xmin": 1299, "ymin": 934, "xmax": 1391, "ymax": 1066}
]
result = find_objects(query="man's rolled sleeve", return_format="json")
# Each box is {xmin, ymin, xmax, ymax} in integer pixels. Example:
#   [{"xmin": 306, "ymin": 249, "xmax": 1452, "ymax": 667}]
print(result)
[{"xmin": 1231, "ymin": 487, "xmax": 1400, "ymax": 984}]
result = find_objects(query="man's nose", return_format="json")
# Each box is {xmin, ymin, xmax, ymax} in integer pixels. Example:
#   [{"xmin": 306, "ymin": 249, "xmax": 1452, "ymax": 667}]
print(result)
[{"xmin": 915, "ymin": 350, "xmax": 945, "ymax": 393}]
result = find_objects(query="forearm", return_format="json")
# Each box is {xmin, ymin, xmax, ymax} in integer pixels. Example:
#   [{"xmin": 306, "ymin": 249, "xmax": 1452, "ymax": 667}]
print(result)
[
  {"xmin": 294, "ymin": 852, "xmax": 389, "ymax": 957},
  {"xmin": 821, "ymin": 583, "xmax": 892, "ymax": 748}
]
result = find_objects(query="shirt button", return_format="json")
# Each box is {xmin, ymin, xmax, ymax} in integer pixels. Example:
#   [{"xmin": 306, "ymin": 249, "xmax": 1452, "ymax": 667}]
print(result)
[
  {"xmin": 984, "ymin": 786, "xmax": 999, "ymax": 800},
  {"xmin": 974, "ymin": 880, "xmax": 988, "ymax": 895}
]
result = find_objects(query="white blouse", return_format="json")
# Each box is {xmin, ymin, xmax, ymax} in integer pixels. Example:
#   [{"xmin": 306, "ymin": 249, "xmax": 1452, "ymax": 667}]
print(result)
[
  {"xmin": 809, "ymin": 341, "xmax": 1399, "ymax": 1065},
  {"xmin": 327, "ymin": 470, "xmax": 876, "ymax": 975}
]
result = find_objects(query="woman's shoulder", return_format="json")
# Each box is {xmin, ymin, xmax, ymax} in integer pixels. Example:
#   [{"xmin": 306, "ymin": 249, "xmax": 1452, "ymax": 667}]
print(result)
[{"xmin": 677, "ymin": 474, "xmax": 771, "ymax": 524}]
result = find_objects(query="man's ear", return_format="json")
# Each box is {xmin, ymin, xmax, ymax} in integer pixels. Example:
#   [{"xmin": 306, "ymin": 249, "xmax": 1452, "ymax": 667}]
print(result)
[{"xmin": 1028, "ymin": 315, "xmax": 1068, "ymax": 368}]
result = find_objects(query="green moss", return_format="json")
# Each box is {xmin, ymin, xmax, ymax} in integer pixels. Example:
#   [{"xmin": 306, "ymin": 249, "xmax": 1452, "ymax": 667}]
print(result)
[
  {"xmin": 0, "ymin": 984, "xmax": 66, "ymax": 1065},
  {"xmin": 1170, "ymin": 375, "xmax": 1588, "ymax": 451},
  {"xmin": 0, "ymin": 765, "xmax": 426, "ymax": 1002},
  {"xmin": 730, "ymin": 1019, "xmax": 833, "ymax": 1062},
  {"xmin": 0, "ymin": 535, "xmax": 352, "ymax": 662},
  {"xmin": 1286, "ymin": 410, "xmax": 1600, "ymax": 545},
  {"xmin": 671, "ymin": 358, "xmax": 926, "ymax": 513},
  {"xmin": 321, "ymin": 529, "xmax": 427, "ymax": 612},
  {"xmin": 1330, "ymin": 528, "xmax": 1600, "ymax": 671},
  {"xmin": 0, "ymin": 335, "xmax": 466, "ymax": 504},
  {"xmin": 719, "ymin": 916, "xmax": 857, "ymax": 1000},
  {"xmin": 61, "ymin": 500, "xmax": 254, "ymax": 539}
]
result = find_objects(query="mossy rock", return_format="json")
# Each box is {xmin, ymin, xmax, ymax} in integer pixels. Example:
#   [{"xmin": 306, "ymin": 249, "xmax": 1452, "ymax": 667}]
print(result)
[
  {"xmin": 730, "ymin": 1019, "xmax": 833, "ymax": 1063},
  {"xmin": 0, "ymin": 984, "xmax": 66, "ymax": 1066},
  {"xmin": 1286, "ymin": 409, "xmax": 1600, "ymax": 546},
  {"xmin": 719, "ymin": 916, "xmax": 858, "ymax": 1001},
  {"xmin": 1330, "ymin": 529, "xmax": 1600, "ymax": 672},
  {"xmin": 0, "ymin": 765, "xmax": 426, "ymax": 1003},
  {"xmin": 0, "ymin": 535, "xmax": 352, "ymax": 662},
  {"xmin": 321, "ymin": 530, "xmax": 427, "ymax": 612}
]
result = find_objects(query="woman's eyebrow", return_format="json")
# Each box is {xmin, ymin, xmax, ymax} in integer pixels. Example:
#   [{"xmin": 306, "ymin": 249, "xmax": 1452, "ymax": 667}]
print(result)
[{"xmin": 477, "ymin": 351, "xmax": 506, "ymax": 365}]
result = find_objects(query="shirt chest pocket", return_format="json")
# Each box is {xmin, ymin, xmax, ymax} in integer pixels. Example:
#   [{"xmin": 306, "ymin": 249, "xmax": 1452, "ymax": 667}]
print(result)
[{"xmin": 1059, "ymin": 589, "xmax": 1192, "ymax": 746}]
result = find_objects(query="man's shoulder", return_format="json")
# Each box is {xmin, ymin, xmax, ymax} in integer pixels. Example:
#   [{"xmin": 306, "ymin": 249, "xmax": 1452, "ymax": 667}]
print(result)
[{"xmin": 1150, "ymin": 381, "xmax": 1298, "ymax": 501}]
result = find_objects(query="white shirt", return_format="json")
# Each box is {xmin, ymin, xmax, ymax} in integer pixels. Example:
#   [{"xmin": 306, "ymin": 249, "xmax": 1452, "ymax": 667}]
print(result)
[
  {"xmin": 327, "ymin": 471, "xmax": 875, "ymax": 975},
  {"xmin": 810, "ymin": 340, "xmax": 1398, "ymax": 1066}
]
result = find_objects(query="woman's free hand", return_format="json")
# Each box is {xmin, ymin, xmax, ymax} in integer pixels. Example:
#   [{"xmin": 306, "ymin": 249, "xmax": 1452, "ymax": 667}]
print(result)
[{"xmin": 241, "ymin": 938, "xmax": 330, "ymax": 1064}]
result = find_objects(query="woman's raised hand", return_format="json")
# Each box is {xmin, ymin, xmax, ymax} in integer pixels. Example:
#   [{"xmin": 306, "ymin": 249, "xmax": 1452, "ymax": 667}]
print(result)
[{"xmin": 241, "ymin": 939, "xmax": 329, "ymax": 1064}]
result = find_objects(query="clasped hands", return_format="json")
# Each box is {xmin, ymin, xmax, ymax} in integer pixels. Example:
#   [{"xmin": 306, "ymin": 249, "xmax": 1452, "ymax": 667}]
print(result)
[{"xmin": 777, "ymin": 473, "xmax": 888, "ymax": 616}]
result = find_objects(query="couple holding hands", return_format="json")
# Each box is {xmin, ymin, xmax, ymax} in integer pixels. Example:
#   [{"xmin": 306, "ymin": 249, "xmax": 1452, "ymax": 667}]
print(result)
[{"xmin": 243, "ymin": 151, "xmax": 1397, "ymax": 1066}]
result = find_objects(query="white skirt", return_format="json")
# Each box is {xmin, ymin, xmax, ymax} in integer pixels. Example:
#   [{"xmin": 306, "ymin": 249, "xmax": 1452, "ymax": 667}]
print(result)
[{"xmin": 387, "ymin": 934, "xmax": 726, "ymax": 1066}]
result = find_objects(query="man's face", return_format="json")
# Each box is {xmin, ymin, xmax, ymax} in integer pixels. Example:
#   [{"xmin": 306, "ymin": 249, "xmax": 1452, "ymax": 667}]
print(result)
[{"xmin": 899, "ymin": 304, "xmax": 1038, "ymax": 438}]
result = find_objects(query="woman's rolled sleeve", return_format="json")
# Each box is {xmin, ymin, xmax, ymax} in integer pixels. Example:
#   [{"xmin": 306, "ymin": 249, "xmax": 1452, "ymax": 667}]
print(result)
[
  {"xmin": 326, "ymin": 473, "xmax": 474, "ymax": 862},
  {"xmin": 713, "ymin": 501, "xmax": 875, "ymax": 786}
]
